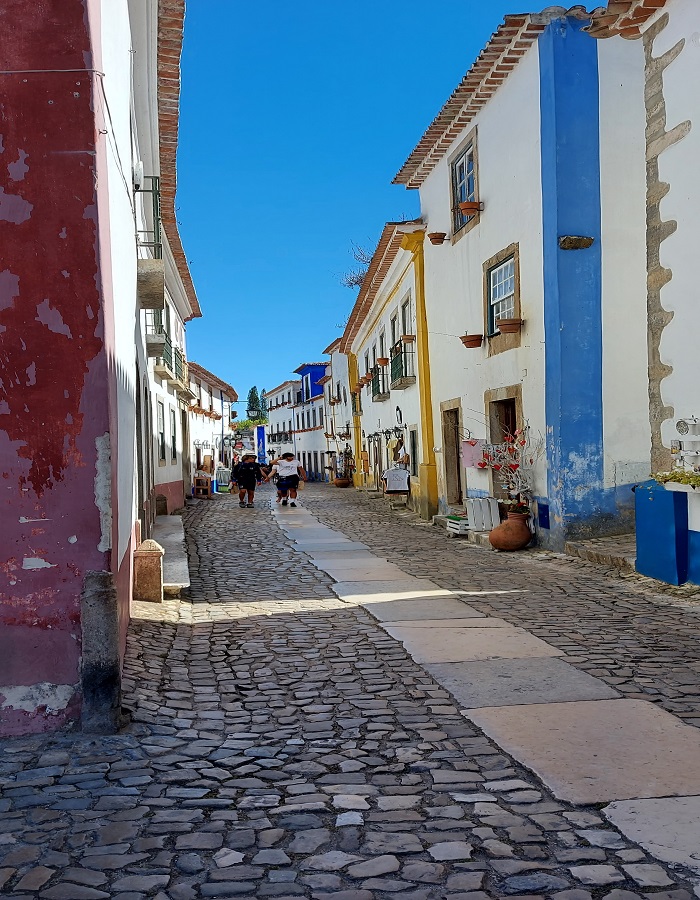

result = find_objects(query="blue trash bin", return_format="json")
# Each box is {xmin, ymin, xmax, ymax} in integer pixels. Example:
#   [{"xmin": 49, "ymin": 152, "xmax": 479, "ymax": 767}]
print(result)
[{"xmin": 635, "ymin": 479, "xmax": 689, "ymax": 585}]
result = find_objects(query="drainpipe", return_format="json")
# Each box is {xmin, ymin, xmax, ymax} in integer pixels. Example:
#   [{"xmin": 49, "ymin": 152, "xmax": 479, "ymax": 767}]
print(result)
[{"xmin": 400, "ymin": 230, "xmax": 438, "ymax": 519}]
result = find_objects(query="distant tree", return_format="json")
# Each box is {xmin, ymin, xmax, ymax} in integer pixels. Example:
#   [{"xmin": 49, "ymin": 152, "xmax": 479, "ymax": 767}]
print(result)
[
  {"xmin": 259, "ymin": 388, "xmax": 269, "ymax": 422},
  {"xmin": 246, "ymin": 386, "xmax": 260, "ymax": 419},
  {"xmin": 340, "ymin": 242, "xmax": 374, "ymax": 290}
]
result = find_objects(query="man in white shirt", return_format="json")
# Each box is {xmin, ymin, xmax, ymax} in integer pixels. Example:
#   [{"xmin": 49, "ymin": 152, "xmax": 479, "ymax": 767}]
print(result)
[{"xmin": 266, "ymin": 452, "xmax": 306, "ymax": 507}]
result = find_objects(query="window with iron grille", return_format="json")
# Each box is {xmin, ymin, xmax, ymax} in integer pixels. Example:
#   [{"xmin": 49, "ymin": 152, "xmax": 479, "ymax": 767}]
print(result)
[
  {"xmin": 488, "ymin": 257, "xmax": 516, "ymax": 335},
  {"xmin": 452, "ymin": 142, "xmax": 476, "ymax": 233}
]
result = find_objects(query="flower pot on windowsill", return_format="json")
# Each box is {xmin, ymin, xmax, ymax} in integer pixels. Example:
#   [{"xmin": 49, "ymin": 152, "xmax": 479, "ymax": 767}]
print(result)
[
  {"xmin": 459, "ymin": 200, "xmax": 484, "ymax": 215},
  {"xmin": 428, "ymin": 232, "xmax": 447, "ymax": 245},
  {"xmin": 460, "ymin": 333, "xmax": 483, "ymax": 349},
  {"xmin": 377, "ymin": 357, "xmax": 389, "ymax": 366},
  {"xmin": 401, "ymin": 334, "xmax": 416, "ymax": 344},
  {"xmin": 496, "ymin": 318, "xmax": 523, "ymax": 334}
]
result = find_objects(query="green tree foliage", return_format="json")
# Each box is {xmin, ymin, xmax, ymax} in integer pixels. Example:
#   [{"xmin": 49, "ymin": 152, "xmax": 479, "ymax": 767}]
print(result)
[
  {"xmin": 259, "ymin": 388, "xmax": 268, "ymax": 421},
  {"xmin": 246, "ymin": 386, "xmax": 261, "ymax": 419}
]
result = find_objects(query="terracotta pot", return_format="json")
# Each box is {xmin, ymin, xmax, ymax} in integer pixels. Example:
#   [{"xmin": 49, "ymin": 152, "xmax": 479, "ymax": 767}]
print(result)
[
  {"xmin": 489, "ymin": 512, "xmax": 532, "ymax": 551},
  {"xmin": 334, "ymin": 477, "xmax": 351, "ymax": 488},
  {"xmin": 496, "ymin": 318, "xmax": 522, "ymax": 334},
  {"xmin": 460, "ymin": 334, "xmax": 483, "ymax": 349},
  {"xmin": 428, "ymin": 232, "xmax": 447, "ymax": 245},
  {"xmin": 459, "ymin": 200, "xmax": 483, "ymax": 215},
  {"xmin": 377, "ymin": 357, "xmax": 389, "ymax": 366},
  {"xmin": 401, "ymin": 334, "xmax": 416, "ymax": 344}
]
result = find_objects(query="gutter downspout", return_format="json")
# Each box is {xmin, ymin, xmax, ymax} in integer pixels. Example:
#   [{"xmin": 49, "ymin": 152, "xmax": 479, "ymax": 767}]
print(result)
[{"xmin": 401, "ymin": 231, "xmax": 438, "ymax": 519}]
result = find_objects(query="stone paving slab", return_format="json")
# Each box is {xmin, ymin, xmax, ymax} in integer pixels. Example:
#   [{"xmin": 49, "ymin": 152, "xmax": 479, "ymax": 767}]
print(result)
[
  {"xmin": 424, "ymin": 657, "xmax": 620, "ymax": 709},
  {"xmin": 383, "ymin": 617, "xmax": 511, "ymax": 629},
  {"xmin": 317, "ymin": 561, "xmax": 411, "ymax": 581},
  {"xmin": 384, "ymin": 623, "xmax": 565, "ymax": 664},
  {"xmin": 362, "ymin": 597, "xmax": 487, "ymax": 621},
  {"xmin": 467, "ymin": 698, "xmax": 700, "ymax": 803},
  {"xmin": 604, "ymin": 795, "xmax": 700, "ymax": 874}
]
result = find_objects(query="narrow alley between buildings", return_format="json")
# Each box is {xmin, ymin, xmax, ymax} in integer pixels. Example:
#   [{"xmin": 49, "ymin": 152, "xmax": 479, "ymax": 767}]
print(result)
[{"xmin": 3, "ymin": 485, "xmax": 700, "ymax": 899}]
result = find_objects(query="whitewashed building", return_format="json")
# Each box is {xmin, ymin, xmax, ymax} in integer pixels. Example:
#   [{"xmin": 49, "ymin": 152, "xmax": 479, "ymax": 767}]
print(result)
[
  {"xmin": 292, "ymin": 363, "xmax": 331, "ymax": 481},
  {"xmin": 323, "ymin": 341, "xmax": 355, "ymax": 483},
  {"xmin": 393, "ymin": 9, "xmax": 650, "ymax": 548},
  {"xmin": 187, "ymin": 362, "xmax": 237, "ymax": 488},
  {"xmin": 589, "ymin": 0, "xmax": 700, "ymax": 584},
  {"xmin": 338, "ymin": 223, "xmax": 437, "ymax": 516},
  {"xmin": 265, "ymin": 380, "xmax": 298, "ymax": 462}
]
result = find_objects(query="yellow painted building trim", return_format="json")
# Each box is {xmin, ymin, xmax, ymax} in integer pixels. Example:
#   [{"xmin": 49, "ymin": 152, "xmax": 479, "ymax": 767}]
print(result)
[
  {"xmin": 346, "ymin": 352, "xmax": 364, "ymax": 487},
  {"xmin": 401, "ymin": 231, "xmax": 438, "ymax": 518}
]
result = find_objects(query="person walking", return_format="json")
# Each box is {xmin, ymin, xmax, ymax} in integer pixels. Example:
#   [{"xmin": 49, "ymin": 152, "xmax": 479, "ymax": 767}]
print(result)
[
  {"xmin": 232, "ymin": 453, "xmax": 264, "ymax": 508},
  {"xmin": 266, "ymin": 452, "xmax": 305, "ymax": 507}
]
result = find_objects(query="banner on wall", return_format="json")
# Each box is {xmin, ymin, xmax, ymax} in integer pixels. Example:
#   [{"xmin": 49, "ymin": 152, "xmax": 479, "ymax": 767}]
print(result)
[{"xmin": 256, "ymin": 425, "xmax": 267, "ymax": 464}]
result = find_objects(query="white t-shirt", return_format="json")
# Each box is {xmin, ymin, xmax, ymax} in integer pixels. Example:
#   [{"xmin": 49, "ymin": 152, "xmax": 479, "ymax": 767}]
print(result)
[
  {"xmin": 383, "ymin": 467, "xmax": 410, "ymax": 492},
  {"xmin": 274, "ymin": 459, "xmax": 301, "ymax": 478}
]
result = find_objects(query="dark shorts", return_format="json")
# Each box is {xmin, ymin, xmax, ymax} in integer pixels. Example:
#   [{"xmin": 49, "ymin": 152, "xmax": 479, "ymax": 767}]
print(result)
[
  {"xmin": 277, "ymin": 475, "xmax": 299, "ymax": 494},
  {"xmin": 236, "ymin": 480, "xmax": 257, "ymax": 491}
]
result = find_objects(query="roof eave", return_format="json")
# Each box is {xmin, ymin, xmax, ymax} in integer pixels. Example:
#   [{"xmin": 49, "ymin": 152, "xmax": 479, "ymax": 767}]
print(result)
[{"xmin": 158, "ymin": 0, "xmax": 202, "ymax": 320}]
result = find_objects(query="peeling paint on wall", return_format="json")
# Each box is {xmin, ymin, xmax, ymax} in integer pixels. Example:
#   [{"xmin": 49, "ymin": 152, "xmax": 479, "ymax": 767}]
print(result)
[
  {"xmin": 94, "ymin": 434, "xmax": 112, "ymax": 553},
  {"xmin": 21, "ymin": 557, "xmax": 56, "ymax": 570},
  {"xmin": 0, "ymin": 186, "xmax": 32, "ymax": 224},
  {"xmin": 0, "ymin": 683, "xmax": 74, "ymax": 714}
]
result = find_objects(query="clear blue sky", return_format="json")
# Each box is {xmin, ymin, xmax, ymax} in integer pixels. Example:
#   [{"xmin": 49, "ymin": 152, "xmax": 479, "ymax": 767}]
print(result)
[{"xmin": 178, "ymin": 1, "xmax": 531, "ymax": 402}]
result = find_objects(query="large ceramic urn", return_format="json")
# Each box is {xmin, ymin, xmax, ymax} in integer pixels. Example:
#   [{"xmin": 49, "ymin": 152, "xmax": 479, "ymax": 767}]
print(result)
[{"xmin": 489, "ymin": 512, "xmax": 532, "ymax": 551}]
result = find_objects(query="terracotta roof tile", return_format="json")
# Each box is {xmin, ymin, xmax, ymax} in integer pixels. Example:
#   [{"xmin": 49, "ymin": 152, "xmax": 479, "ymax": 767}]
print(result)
[
  {"xmin": 188, "ymin": 361, "xmax": 237, "ymax": 399},
  {"xmin": 338, "ymin": 221, "xmax": 421, "ymax": 354},
  {"xmin": 587, "ymin": 0, "xmax": 669, "ymax": 38},
  {"xmin": 393, "ymin": 8, "xmax": 593, "ymax": 189},
  {"xmin": 158, "ymin": 0, "xmax": 202, "ymax": 319}
]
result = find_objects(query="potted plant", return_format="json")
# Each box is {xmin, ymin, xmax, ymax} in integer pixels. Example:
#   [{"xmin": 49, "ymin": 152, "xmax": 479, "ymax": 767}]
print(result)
[
  {"xmin": 496, "ymin": 318, "xmax": 523, "ymax": 334},
  {"xmin": 459, "ymin": 200, "xmax": 483, "ymax": 215},
  {"xmin": 460, "ymin": 334, "xmax": 483, "ymax": 349},
  {"xmin": 377, "ymin": 357, "xmax": 389, "ymax": 366},
  {"xmin": 401, "ymin": 334, "xmax": 416, "ymax": 344},
  {"xmin": 428, "ymin": 232, "xmax": 447, "ymax": 245}
]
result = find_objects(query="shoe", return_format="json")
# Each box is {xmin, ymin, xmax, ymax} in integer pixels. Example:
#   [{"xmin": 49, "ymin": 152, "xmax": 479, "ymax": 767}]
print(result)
[
  {"xmin": 290, "ymin": 502, "xmax": 297, "ymax": 507},
  {"xmin": 281, "ymin": 499, "xmax": 288, "ymax": 506},
  {"xmin": 247, "ymin": 503, "xmax": 254, "ymax": 508},
  {"xmin": 239, "ymin": 502, "xmax": 246, "ymax": 508}
]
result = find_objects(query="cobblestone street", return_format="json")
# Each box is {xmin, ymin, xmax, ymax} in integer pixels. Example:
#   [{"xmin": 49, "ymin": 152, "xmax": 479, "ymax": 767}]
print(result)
[{"xmin": 1, "ymin": 485, "xmax": 700, "ymax": 899}]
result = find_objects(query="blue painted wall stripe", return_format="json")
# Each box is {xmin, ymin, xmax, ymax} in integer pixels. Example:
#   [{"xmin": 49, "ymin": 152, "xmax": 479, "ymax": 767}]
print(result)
[{"xmin": 539, "ymin": 17, "xmax": 612, "ymax": 538}]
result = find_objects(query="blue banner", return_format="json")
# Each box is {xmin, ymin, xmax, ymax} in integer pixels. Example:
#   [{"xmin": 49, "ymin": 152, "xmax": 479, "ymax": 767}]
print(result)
[{"xmin": 256, "ymin": 425, "xmax": 267, "ymax": 464}]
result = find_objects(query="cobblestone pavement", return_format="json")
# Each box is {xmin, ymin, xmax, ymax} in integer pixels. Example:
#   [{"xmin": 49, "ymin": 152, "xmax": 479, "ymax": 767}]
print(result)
[{"xmin": 0, "ymin": 484, "xmax": 697, "ymax": 899}]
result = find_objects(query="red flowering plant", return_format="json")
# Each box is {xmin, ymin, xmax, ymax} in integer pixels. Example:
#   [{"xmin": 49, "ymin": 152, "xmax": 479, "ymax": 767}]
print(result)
[{"xmin": 478, "ymin": 424, "xmax": 544, "ymax": 505}]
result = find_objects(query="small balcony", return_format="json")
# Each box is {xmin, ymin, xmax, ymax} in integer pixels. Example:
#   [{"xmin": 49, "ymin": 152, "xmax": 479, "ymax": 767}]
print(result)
[
  {"xmin": 169, "ymin": 348, "xmax": 193, "ymax": 396},
  {"xmin": 153, "ymin": 331, "xmax": 174, "ymax": 378},
  {"xmin": 390, "ymin": 345, "xmax": 416, "ymax": 389},
  {"xmin": 371, "ymin": 367, "xmax": 390, "ymax": 402},
  {"xmin": 351, "ymin": 394, "xmax": 362, "ymax": 416}
]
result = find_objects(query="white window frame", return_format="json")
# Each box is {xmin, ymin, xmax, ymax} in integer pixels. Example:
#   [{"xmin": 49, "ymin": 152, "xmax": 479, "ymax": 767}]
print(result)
[
  {"xmin": 452, "ymin": 141, "xmax": 476, "ymax": 232},
  {"xmin": 488, "ymin": 257, "xmax": 516, "ymax": 334}
]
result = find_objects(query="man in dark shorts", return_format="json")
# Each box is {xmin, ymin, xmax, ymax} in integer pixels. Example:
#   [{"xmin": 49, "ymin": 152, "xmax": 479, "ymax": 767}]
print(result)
[
  {"xmin": 232, "ymin": 453, "xmax": 264, "ymax": 508},
  {"xmin": 266, "ymin": 453, "xmax": 305, "ymax": 507}
]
